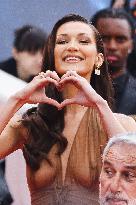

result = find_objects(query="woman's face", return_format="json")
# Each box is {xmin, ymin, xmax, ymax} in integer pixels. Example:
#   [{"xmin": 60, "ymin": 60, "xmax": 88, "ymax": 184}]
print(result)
[{"xmin": 54, "ymin": 21, "xmax": 101, "ymax": 79}]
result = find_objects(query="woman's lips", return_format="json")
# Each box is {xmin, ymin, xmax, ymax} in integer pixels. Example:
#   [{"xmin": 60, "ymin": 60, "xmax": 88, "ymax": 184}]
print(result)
[{"xmin": 63, "ymin": 55, "xmax": 84, "ymax": 63}]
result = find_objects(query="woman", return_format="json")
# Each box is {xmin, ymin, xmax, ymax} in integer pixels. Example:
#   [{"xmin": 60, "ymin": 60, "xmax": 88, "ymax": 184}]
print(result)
[{"xmin": 0, "ymin": 14, "xmax": 136, "ymax": 205}]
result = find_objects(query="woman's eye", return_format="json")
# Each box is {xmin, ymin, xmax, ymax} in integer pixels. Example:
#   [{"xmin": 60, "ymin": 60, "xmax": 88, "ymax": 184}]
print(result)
[
  {"xmin": 80, "ymin": 40, "xmax": 89, "ymax": 44},
  {"xmin": 56, "ymin": 39, "xmax": 68, "ymax": 44}
]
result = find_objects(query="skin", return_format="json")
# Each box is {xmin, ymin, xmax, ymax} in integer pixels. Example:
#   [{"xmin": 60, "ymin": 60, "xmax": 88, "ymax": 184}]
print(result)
[
  {"xmin": 12, "ymin": 48, "xmax": 43, "ymax": 81},
  {"xmin": 0, "ymin": 21, "xmax": 136, "ymax": 192},
  {"xmin": 54, "ymin": 21, "xmax": 103, "ymax": 81},
  {"xmin": 100, "ymin": 143, "xmax": 136, "ymax": 205},
  {"xmin": 96, "ymin": 18, "xmax": 133, "ymax": 78}
]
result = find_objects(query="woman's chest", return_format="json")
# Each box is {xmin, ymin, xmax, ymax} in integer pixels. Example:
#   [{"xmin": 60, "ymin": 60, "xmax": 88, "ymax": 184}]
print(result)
[
  {"xmin": 27, "ymin": 137, "xmax": 99, "ymax": 191},
  {"xmin": 28, "ymin": 108, "xmax": 107, "ymax": 190}
]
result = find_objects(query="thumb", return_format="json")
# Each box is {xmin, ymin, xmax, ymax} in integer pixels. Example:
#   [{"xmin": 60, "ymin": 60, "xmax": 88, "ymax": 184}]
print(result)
[
  {"xmin": 59, "ymin": 98, "xmax": 77, "ymax": 109},
  {"xmin": 42, "ymin": 96, "xmax": 61, "ymax": 108}
]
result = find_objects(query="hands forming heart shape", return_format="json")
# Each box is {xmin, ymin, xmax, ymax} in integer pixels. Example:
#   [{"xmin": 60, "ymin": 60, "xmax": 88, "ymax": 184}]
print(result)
[{"xmin": 16, "ymin": 70, "xmax": 100, "ymax": 110}]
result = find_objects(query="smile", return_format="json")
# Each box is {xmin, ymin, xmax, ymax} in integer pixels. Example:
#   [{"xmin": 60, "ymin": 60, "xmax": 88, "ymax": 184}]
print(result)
[{"xmin": 63, "ymin": 55, "xmax": 84, "ymax": 63}]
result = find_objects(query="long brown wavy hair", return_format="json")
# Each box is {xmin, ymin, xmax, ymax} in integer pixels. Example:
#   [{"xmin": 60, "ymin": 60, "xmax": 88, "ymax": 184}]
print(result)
[{"xmin": 22, "ymin": 14, "xmax": 114, "ymax": 171}]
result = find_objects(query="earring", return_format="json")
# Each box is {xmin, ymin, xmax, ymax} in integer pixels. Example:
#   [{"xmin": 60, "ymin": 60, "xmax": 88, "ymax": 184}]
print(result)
[{"xmin": 95, "ymin": 65, "xmax": 100, "ymax": 75}]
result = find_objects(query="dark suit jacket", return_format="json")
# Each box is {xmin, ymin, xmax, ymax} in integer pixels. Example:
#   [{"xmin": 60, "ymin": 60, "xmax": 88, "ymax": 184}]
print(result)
[
  {"xmin": 113, "ymin": 72, "xmax": 136, "ymax": 115},
  {"xmin": 0, "ymin": 57, "xmax": 18, "ymax": 78}
]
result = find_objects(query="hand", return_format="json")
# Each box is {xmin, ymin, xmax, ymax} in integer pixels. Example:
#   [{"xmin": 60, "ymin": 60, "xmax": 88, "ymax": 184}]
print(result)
[
  {"xmin": 13, "ymin": 71, "xmax": 61, "ymax": 108},
  {"xmin": 59, "ymin": 70, "xmax": 102, "ymax": 109}
]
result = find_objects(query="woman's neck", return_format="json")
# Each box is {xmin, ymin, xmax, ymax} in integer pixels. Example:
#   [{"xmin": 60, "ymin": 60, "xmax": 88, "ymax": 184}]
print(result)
[
  {"xmin": 62, "ymin": 72, "xmax": 91, "ymax": 114},
  {"xmin": 63, "ymin": 84, "xmax": 86, "ymax": 114}
]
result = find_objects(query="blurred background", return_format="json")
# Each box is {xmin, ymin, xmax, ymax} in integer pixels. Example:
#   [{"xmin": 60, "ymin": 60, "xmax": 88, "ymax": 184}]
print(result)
[{"xmin": 0, "ymin": 0, "xmax": 110, "ymax": 61}]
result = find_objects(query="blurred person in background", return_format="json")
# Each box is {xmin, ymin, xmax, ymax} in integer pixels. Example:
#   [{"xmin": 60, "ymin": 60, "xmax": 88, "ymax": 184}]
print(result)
[
  {"xmin": 0, "ymin": 25, "xmax": 47, "ymax": 205},
  {"xmin": 0, "ymin": 25, "xmax": 47, "ymax": 82},
  {"xmin": 91, "ymin": 8, "xmax": 136, "ymax": 115},
  {"xmin": 111, "ymin": 0, "xmax": 130, "ymax": 12},
  {"xmin": 110, "ymin": 0, "xmax": 136, "ymax": 78}
]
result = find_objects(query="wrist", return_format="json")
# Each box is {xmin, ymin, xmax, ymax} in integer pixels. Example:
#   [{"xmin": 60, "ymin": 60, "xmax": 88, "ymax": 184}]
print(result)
[
  {"xmin": 95, "ymin": 96, "xmax": 109, "ymax": 111},
  {"xmin": 93, "ymin": 94, "xmax": 107, "ymax": 106},
  {"xmin": 8, "ymin": 94, "xmax": 25, "ymax": 109}
]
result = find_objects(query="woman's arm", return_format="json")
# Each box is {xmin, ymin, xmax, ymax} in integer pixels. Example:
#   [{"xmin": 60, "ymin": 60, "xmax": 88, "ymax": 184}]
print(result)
[
  {"xmin": 0, "ymin": 71, "xmax": 60, "ymax": 133},
  {"xmin": 95, "ymin": 99, "xmax": 130, "ymax": 136},
  {"xmin": 59, "ymin": 70, "xmax": 134, "ymax": 137},
  {"xmin": 0, "ymin": 114, "xmax": 27, "ymax": 159},
  {"xmin": 0, "ymin": 97, "xmax": 24, "ymax": 134},
  {"xmin": 0, "ymin": 71, "xmax": 60, "ymax": 158}
]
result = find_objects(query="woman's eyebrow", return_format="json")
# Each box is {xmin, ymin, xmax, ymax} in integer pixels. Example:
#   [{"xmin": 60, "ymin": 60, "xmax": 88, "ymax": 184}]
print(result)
[
  {"xmin": 78, "ymin": 33, "xmax": 90, "ymax": 36},
  {"xmin": 57, "ymin": 33, "xmax": 90, "ymax": 37},
  {"xmin": 56, "ymin": 34, "xmax": 67, "ymax": 37}
]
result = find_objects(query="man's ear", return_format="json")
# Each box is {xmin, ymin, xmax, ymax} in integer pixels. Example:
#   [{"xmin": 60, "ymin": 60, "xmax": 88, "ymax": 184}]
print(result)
[
  {"xmin": 12, "ymin": 48, "xmax": 19, "ymax": 60},
  {"xmin": 95, "ymin": 53, "xmax": 104, "ymax": 68}
]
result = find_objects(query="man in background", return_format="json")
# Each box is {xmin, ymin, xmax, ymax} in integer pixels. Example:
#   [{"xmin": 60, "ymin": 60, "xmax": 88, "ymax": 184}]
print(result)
[
  {"xmin": 91, "ymin": 8, "xmax": 136, "ymax": 115},
  {"xmin": 0, "ymin": 24, "xmax": 47, "ymax": 82},
  {"xmin": 0, "ymin": 25, "xmax": 47, "ymax": 204},
  {"xmin": 100, "ymin": 133, "xmax": 136, "ymax": 204}
]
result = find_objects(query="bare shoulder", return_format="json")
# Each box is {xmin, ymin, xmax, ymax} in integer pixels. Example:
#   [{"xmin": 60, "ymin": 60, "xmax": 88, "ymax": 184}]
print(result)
[{"xmin": 114, "ymin": 113, "xmax": 136, "ymax": 132}]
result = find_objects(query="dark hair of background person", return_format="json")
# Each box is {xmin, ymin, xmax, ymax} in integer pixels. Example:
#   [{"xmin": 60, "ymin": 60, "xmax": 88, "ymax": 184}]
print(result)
[
  {"xmin": 0, "ymin": 25, "xmax": 48, "ymax": 82},
  {"xmin": 91, "ymin": 8, "xmax": 136, "ymax": 77},
  {"xmin": 13, "ymin": 25, "xmax": 47, "ymax": 53},
  {"xmin": 91, "ymin": 8, "xmax": 135, "ymax": 39},
  {"xmin": 110, "ymin": 0, "xmax": 130, "ymax": 12},
  {"xmin": 22, "ymin": 14, "xmax": 114, "ymax": 171}
]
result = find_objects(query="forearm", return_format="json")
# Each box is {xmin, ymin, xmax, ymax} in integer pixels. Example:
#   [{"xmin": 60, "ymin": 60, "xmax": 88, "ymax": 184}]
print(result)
[
  {"xmin": 95, "ymin": 98, "xmax": 126, "ymax": 137},
  {"xmin": 0, "ymin": 96, "xmax": 24, "ymax": 134}
]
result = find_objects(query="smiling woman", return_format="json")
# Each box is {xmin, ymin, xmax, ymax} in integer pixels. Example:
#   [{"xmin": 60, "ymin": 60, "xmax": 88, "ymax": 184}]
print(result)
[
  {"xmin": 0, "ymin": 14, "xmax": 136, "ymax": 205},
  {"xmin": 54, "ymin": 21, "xmax": 100, "ymax": 79}
]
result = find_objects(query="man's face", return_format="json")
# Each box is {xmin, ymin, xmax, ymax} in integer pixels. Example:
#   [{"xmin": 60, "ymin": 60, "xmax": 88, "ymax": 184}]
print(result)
[
  {"xmin": 13, "ymin": 49, "xmax": 43, "ymax": 81},
  {"xmin": 96, "ymin": 18, "xmax": 133, "ymax": 73},
  {"xmin": 100, "ymin": 143, "xmax": 136, "ymax": 205}
]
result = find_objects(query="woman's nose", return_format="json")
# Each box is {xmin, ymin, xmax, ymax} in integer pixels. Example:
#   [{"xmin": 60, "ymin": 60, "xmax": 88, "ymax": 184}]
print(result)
[{"xmin": 67, "ymin": 40, "xmax": 79, "ymax": 52}]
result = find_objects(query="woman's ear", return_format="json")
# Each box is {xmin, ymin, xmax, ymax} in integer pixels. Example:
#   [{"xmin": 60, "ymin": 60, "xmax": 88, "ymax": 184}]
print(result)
[{"xmin": 95, "ymin": 53, "xmax": 104, "ymax": 68}]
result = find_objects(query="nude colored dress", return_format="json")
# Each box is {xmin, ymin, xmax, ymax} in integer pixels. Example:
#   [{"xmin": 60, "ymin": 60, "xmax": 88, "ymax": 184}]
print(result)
[{"xmin": 26, "ymin": 108, "xmax": 108, "ymax": 205}]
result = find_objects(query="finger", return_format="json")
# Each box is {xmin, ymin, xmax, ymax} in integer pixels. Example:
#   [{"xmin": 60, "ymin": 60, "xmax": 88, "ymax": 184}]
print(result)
[
  {"xmin": 59, "ymin": 98, "xmax": 77, "ymax": 109},
  {"xmin": 38, "ymin": 77, "xmax": 59, "ymax": 88},
  {"xmin": 38, "ymin": 72, "xmax": 46, "ymax": 79},
  {"xmin": 61, "ymin": 70, "xmax": 78, "ymax": 80},
  {"xmin": 50, "ymin": 71, "xmax": 60, "ymax": 82},
  {"xmin": 39, "ymin": 70, "xmax": 52, "ymax": 78},
  {"xmin": 59, "ymin": 76, "xmax": 79, "ymax": 89},
  {"xmin": 42, "ymin": 96, "xmax": 61, "ymax": 108},
  {"xmin": 40, "ymin": 71, "xmax": 60, "ymax": 82}
]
